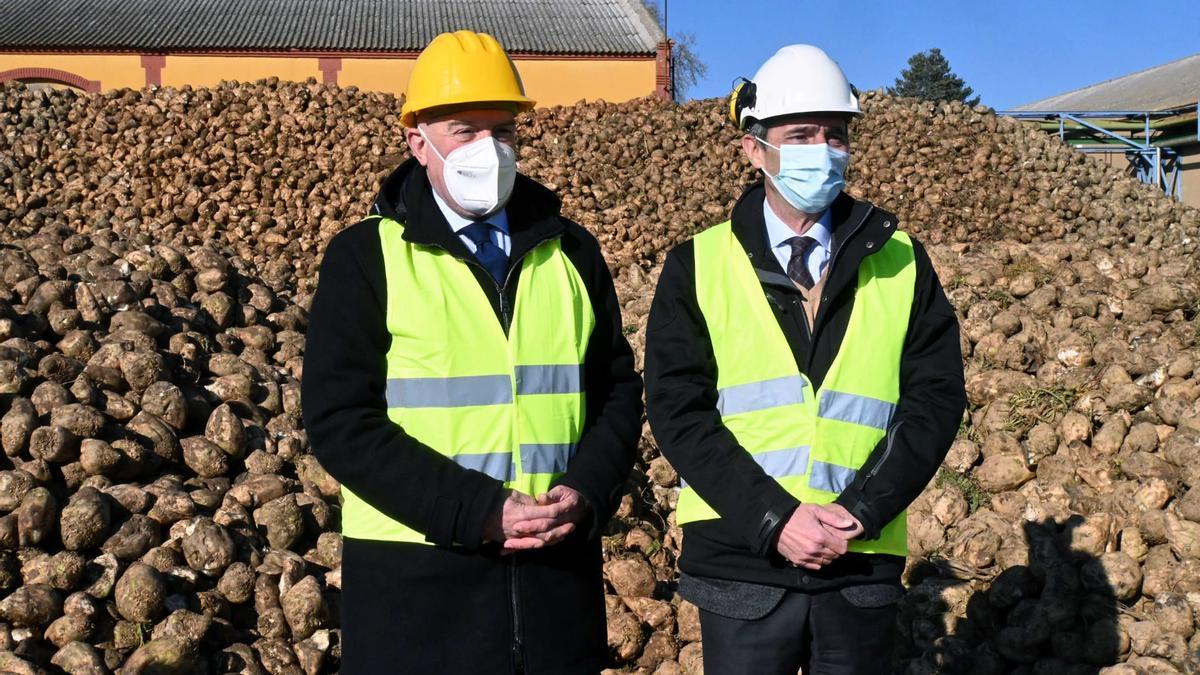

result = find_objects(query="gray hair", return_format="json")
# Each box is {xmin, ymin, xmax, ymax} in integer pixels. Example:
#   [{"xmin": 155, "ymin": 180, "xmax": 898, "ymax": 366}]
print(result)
[
  {"xmin": 745, "ymin": 120, "xmax": 769, "ymax": 140},
  {"xmin": 745, "ymin": 117, "xmax": 854, "ymax": 143}
]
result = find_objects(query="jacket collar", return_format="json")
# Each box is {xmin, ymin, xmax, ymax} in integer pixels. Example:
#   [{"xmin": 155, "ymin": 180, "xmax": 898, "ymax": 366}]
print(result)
[
  {"xmin": 763, "ymin": 199, "xmax": 833, "ymax": 256},
  {"xmin": 371, "ymin": 157, "xmax": 566, "ymax": 260}
]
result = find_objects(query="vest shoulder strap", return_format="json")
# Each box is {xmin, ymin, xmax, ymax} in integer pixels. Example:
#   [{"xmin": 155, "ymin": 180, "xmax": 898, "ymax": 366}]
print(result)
[
  {"xmin": 865, "ymin": 230, "xmax": 914, "ymax": 276},
  {"xmin": 693, "ymin": 220, "xmax": 733, "ymax": 248}
]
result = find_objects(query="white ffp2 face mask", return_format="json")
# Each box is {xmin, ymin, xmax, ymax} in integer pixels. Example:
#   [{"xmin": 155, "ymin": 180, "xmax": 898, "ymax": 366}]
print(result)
[{"xmin": 419, "ymin": 126, "xmax": 517, "ymax": 217}]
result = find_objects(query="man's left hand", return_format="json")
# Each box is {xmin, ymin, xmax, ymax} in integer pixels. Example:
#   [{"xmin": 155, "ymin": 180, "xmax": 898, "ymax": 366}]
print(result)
[
  {"xmin": 820, "ymin": 503, "xmax": 864, "ymax": 540},
  {"xmin": 507, "ymin": 485, "xmax": 590, "ymax": 549}
]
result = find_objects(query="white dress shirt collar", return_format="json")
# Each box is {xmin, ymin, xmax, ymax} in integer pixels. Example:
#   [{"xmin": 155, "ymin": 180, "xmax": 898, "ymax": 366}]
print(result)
[
  {"xmin": 763, "ymin": 200, "xmax": 832, "ymax": 253},
  {"xmin": 430, "ymin": 186, "xmax": 510, "ymax": 235}
]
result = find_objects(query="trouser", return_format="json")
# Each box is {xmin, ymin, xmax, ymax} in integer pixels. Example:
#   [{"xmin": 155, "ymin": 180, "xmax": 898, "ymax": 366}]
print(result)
[
  {"xmin": 698, "ymin": 584, "xmax": 901, "ymax": 675},
  {"xmin": 340, "ymin": 535, "xmax": 606, "ymax": 674}
]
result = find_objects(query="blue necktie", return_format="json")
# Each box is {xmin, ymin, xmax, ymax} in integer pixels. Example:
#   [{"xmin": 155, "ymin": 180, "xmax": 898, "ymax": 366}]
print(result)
[{"xmin": 461, "ymin": 221, "xmax": 508, "ymax": 286}]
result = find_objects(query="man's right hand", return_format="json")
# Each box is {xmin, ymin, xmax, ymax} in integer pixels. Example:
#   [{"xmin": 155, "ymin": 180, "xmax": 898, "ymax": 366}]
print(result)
[
  {"xmin": 482, "ymin": 490, "xmax": 574, "ymax": 550},
  {"xmin": 775, "ymin": 504, "xmax": 856, "ymax": 570}
]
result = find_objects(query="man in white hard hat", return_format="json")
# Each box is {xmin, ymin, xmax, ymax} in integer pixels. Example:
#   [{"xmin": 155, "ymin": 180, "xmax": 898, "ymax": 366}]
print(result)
[{"xmin": 645, "ymin": 45, "xmax": 965, "ymax": 673}]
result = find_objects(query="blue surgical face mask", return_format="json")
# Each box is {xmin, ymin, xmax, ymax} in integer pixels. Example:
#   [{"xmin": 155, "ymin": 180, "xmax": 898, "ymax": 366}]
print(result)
[{"xmin": 756, "ymin": 139, "xmax": 849, "ymax": 215}]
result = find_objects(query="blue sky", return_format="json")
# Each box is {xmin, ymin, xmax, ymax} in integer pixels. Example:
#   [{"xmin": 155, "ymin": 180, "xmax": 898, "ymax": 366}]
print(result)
[{"xmin": 662, "ymin": 0, "xmax": 1200, "ymax": 110}]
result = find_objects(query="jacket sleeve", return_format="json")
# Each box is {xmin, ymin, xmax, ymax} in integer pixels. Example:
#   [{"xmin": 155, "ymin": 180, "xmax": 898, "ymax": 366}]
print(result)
[
  {"xmin": 301, "ymin": 222, "xmax": 506, "ymax": 549},
  {"xmin": 556, "ymin": 225, "xmax": 644, "ymax": 539},
  {"xmin": 834, "ymin": 238, "xmax": 967, "ymax": 539},
  {"xmin": 645, "ymin": 245, "xmax": 800, "ymax": 556}
]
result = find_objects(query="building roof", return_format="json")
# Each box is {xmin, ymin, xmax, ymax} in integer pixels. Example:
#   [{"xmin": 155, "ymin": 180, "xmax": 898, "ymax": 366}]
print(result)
[
  {"xmin": 1014, "ymin": 53, "xmax": 1200, "ymax": 112},
  {"xmin": 0, "ymin": 0, "xmax": 666, "ymax": 56}
]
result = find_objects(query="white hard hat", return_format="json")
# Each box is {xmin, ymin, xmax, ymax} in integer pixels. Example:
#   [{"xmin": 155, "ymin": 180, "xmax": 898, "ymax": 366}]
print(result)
[{"xmin": 730, "ymin": 44, "xmax": 861, "ymax": 129}]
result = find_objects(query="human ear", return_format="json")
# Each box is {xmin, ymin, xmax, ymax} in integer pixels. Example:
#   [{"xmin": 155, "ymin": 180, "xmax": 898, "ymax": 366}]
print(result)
[
  {"xmin": 407, "ymin": 127, "xmax": 429, "ymax": 166},
  {"xmin": 741, "ymin": 135, "xmax": 764, "ymax": 170}
]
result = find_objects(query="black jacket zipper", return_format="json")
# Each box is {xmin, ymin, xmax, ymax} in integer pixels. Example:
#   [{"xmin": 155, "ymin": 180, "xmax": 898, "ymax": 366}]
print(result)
[
  {"xmin": 806, "ymin": 205, "xmax": 876, "ymax": 371},
  {"xmin": 509, "ymin": 559, "xmax": 525, "ymax": 672},
  {"xmin": 754, "ymin": 206, "xmax": 876, "ymax": 372},
  {"xmin": 496, "ymin": 250, "xmax": 528, "ymax": 672},
  {"xmin": 860, "ymin": 420, "xmax": 905, "ymax": 492},
  {"xmin": 809, "ymin": 206, "xmax": 904, "ymax": 506},
  {"xmin": 462, "ymin": 232, "xmax": 558, "ymax": 332},
  {"xmin": 460, "ymin": 235, "xmax": 557, "ymax": 673},
  {"xmin": 402, "ymin": 228, "xmax": 558, "ymax": 671}
]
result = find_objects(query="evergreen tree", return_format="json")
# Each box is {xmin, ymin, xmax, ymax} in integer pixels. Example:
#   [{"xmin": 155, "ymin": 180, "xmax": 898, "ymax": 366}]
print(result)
[
  {"xmin": 641, "ymin": 0, "xmax": 708, "ymax": 101},
  {"xmin": 888, "ymin": 48, "xmax": 980, "ymax": 106}
]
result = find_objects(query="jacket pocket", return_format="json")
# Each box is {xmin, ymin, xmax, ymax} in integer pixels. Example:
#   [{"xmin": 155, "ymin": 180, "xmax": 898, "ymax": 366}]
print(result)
[{"xmin": 838, "ymin": 582, "xmax": 904, "ymax": 609}]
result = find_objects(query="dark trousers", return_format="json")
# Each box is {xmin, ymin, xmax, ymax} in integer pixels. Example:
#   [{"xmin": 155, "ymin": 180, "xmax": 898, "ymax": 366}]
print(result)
[
  {"xmin": 699, "ymin": 585, "xmax": 900, "ymax": 675},
  {"xmin": 340, "ymin": 537, "xmax": 606, "ymax": 674}
]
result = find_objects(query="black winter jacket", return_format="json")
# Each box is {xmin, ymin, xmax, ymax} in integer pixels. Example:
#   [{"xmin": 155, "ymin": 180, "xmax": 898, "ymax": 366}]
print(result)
[
  {"xmin": 645, "ymin": 184, "xmax": 966, "ymax": 592},
  {"xmin": 302, "ymin": 159, "xmax": 643, "ymax": 673}
]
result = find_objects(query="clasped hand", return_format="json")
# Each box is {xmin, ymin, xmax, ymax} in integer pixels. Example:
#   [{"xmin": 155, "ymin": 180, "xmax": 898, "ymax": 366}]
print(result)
[
  {"xmin": 776, "ymin": 503, "xmax": 864, "ymax": 571},
  {"xmin": 483, "ymin": 485, "xmax": 589, "ymax": 552}
]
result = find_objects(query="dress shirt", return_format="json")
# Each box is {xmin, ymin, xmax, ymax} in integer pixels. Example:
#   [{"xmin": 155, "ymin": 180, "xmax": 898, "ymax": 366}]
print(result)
[
  {"xmin": 431, "ymin": 188, "xmax": 512, "ymax": 256},
  {"xmin": 764, "ymin": 199, "xmax": 832, "ymax": 282}
]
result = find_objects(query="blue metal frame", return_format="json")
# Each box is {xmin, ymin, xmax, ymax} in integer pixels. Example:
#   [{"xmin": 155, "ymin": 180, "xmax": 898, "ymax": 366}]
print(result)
[{"xmin": 999, "ymin": 105, "xmax": 1198, "ymax": 202}]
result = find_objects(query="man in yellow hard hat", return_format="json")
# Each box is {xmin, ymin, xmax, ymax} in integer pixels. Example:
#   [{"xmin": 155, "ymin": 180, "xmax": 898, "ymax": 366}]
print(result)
[{"xmin": 303, "ymin": 31, "xmax": 643, "ymax": 672}]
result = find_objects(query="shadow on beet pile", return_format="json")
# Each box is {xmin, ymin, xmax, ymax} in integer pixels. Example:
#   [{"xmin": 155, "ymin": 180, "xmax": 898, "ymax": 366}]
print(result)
[{"xmin": 897, "ymin": 516, "xmax": 1130, "ymax": 674}]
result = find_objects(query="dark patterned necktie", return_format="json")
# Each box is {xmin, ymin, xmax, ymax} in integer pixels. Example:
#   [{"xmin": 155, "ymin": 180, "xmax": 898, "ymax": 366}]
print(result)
[
  {"xmin": 785, "ymin": 236, "xmax": 818, "ymax": 290},
  {"xmin": 460, "ymin": 221, "xmax": 508, "ymax": 286}
]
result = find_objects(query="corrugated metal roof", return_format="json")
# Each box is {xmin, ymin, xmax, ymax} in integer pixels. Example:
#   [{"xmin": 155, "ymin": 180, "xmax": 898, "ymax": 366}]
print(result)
[
  {"xmin": 0, "ymin": 0, "xmax": 665, "ymax": 55},
  {"xmin": 1015, "ymin": 53, "xmax": 1200, "ymax": 112}
]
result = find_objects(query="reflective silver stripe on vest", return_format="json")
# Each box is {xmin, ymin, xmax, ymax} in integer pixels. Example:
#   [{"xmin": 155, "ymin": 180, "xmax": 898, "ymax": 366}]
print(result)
[
  {"xmin": 681, "ymin": 446, "xmax": 811, "ymax": 488},
  {"xmin": 454, "ymin": 452, "xmax": 515, "ymax": 482},
  {"xmin": 385, "ymin": 375, "xmax": 513, "ymax": 408},
  {"xmin": 752, "ymin": 445, "xmax": 811, "ymax": 478},
  {"xmin": 515, "ymin": 364, "xmax": 583, "ymax": 395},
  {"xmin": 717, "ymin": 375, "xmax": 806, "ymax": 416},
  {"xmin": 520, "ymin": 443, "xmax": 576, "ymax": 474},
  {"xmin": 809, "ymin": 461, "xmax": 857, "ymax": 493},
  {"xmin": 818, "ymin": 390, "xmax": 896, "ymax": 431}
]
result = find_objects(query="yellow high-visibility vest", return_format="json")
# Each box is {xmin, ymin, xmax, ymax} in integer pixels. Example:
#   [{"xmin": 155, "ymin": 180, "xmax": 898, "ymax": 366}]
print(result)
[
  {"xmin": 678, "ymin": 220, "xmax": 915, "ymax": 556},
  {"xmin": 341, "ymin": 216, "xmax": 595, "ymax": 544}
]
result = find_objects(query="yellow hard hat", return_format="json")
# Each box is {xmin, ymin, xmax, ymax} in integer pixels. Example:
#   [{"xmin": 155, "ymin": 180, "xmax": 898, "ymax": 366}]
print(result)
[{"xmin": 401, "ymin": 30, "xmax": 536, "ymax": 127}]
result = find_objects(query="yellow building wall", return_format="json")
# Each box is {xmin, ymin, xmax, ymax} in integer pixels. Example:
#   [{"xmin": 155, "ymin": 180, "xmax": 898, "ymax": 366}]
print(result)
[
  {"xmin": 1, "ymin": 53, "xmax": 658, "ymax": 106},
  {"xmin": 517, "ymin": 58, "xmax": 656, "ymax": 106},
  {"xmin": 0, "ymin": 53, "xmax": 143, "ymax": 89},
  {"xmin": 159, "ymin": 56, "xmax": 321, "ymax": 88},
  {"xmin": 340, "ymin": 56, "xmax": 656, "ymax": 106},
  {"xmin": 339, "ymin": 58, "xmax": 413, "ymax": 95}
]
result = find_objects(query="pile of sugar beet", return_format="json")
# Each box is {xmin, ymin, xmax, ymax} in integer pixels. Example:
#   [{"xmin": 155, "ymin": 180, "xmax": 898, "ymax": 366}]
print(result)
[{"xmin": 3, "ymin": 78, "xmax": 1200, "ymax": 674}]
